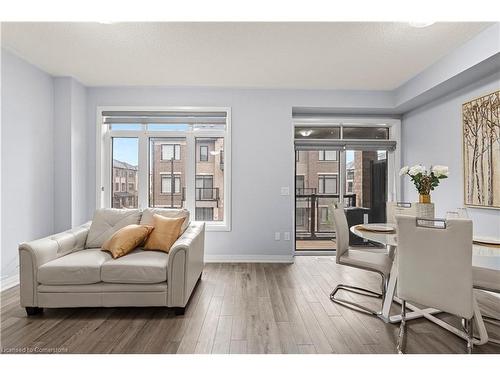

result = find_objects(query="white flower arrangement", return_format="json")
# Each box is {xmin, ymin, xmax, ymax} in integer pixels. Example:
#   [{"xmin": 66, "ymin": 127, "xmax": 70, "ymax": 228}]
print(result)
[{"xmin": 400, "ymin": 164, "xmax": 449, "ymax": 195}]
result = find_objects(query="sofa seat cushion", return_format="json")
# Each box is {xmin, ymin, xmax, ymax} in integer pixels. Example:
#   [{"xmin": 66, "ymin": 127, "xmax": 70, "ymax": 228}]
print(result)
[
  {"xmin": 38, "ymin": 249, "xmax": 112, "ymax": 285},
  {"xmin": 101, "ymin": 249, "xmax": 169, "ymax": 284}
]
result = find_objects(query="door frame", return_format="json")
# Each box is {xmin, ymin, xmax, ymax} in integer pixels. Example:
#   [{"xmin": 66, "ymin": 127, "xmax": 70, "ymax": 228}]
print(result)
[{"xmin": 293, "ymin": 117, "xmax": 401, "ymax": 256}]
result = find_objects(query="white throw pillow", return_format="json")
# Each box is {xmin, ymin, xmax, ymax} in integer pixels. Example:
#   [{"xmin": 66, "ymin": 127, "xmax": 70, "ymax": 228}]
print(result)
[{"xmin": 85, "ymin": 208, "xmax": 142, "ymax": 248}]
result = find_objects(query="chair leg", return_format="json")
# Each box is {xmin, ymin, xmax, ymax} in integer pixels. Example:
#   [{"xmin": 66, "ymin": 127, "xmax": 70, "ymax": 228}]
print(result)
[
  {"xmin": 465, "ymin": 318, "xmax": 474, "ymax": 354},
  {"xmin": 330, "ymin": 275, "xmax": 385, "ymax": 316},
  {"xmin": 397, "ymin": 300, "xmax": 407, "ymax": 354}
]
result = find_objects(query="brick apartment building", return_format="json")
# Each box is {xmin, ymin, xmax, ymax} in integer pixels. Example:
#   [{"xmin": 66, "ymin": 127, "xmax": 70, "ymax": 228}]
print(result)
[
  {"xmin": 295, "ymin": 150, "xmax": 383, "ymax": 235},
  {"xmin": 112, "ymin": 159, "xmax": 138, "ymax": 208},
  {"xmin": 148, "ymin": 138, "xmax": 224, "ymax": 221}
]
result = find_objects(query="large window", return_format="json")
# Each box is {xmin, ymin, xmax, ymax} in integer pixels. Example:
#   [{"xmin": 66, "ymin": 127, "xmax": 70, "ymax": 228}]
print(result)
[{"xmin": 99, "ymin": 108, "xmax": 231, "ymax": 230}]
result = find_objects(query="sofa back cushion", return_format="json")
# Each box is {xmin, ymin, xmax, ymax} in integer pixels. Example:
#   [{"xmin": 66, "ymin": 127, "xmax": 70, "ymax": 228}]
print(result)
[
  {"xmin": 140, "ymin": 208, "xmax": 190, "ymax": 233},
  {"xmin": 86, "ymin": 208, "xmax": 142, "ymax": 248}
]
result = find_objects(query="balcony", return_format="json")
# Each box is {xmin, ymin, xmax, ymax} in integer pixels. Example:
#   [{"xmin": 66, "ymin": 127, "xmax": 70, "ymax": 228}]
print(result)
[{"xmin": 295, "ymin": 192, "xmax": 357, "ymax": 250}]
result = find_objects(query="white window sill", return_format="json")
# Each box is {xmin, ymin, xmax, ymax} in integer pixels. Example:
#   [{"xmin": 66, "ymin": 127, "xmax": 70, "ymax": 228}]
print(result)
[{"xmin": 204, "ymin": 221, "xmax": 231, "ymax": 232}]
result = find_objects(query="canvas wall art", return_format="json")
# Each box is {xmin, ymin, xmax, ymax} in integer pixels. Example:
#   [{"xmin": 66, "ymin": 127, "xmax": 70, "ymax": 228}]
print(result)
[{"xmin": 463, "ymin": 90, "xmax": 500, "ymax": 209}]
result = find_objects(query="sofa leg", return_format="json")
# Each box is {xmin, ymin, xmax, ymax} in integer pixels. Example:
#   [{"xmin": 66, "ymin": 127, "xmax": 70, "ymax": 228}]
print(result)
[
  {"xmin": 173, "ymin": 307, "xmax": 186, "ymax": 316},
  {"xmin": 25, "ymin": 307, "xmax": 43, "ymax": 316}
]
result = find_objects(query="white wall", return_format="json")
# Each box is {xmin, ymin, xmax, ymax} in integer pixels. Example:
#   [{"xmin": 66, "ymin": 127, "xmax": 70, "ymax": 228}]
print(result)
[
  {"xmin": 86, "ymin": 87, "xmax": 394, "ymax": 261},
  {"xmin": 70, "ymin": 79, "xmax": 88, "ymax": 227},
  {"xmin": 1, "ymin": 49, "xmax": 55, "ymax": 282},
  {"xmin": 53, "ymin": 78, "xmax": 72, "ymax": 231},
  {"xmin": 53, "ymin": 77, "xmax": 88, "ymax": 232},
  {"xmin": 402, "ymin": 72, "xmax": 500, "ymax": 239}
]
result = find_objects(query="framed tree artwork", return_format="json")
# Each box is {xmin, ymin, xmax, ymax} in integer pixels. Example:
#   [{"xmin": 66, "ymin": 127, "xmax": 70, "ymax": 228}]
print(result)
[{"xmin": 462, "ymin": 90, "xmax": 500, "ymax": 209}]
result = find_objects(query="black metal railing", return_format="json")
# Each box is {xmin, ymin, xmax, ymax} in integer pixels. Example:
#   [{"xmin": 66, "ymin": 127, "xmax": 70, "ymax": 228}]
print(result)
[
  {"xmin": 196, "ymin": 187, "xmax": 220, "ymax": 201},
  {"xmin": 296, "ymin": 187, "xmax": 317, "ymax": 195},
  {"xmin": 295, "ymin": 193, "xmax": 357, "ymax": 239}
]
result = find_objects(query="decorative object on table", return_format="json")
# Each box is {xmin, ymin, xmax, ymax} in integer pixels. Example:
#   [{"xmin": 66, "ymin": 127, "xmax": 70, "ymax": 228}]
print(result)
[
  {"xmin": 399, "ymin": 164, "xmax": 449, "ymax": 203},
  {"xmin": 355, "ymin": 224, "xmax": 396, "ymax": 233},
  {"xmin": 386, "ymin": 201, "xmax": 436, "ymax": 222},
  {"xmin": 462, "ymin": 90, "xmax": 500, "ymax": 209}
]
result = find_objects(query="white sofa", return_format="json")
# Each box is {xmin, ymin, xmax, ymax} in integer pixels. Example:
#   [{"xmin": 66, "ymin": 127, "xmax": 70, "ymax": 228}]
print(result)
[{"xmin": 18, "ymin": 208, "xmax": 205, "ymax": 316}]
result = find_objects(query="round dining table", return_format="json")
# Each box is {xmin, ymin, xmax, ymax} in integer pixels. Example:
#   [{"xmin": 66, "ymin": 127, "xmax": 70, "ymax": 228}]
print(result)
[{"xmin": 350, "ymin": 222, "xmax": 499, "ymax": 345}]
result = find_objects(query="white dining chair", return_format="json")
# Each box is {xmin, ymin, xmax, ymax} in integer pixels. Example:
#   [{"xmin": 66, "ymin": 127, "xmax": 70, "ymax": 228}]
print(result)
[
  {"xmin": 396, "ymin": 215, "xmax": 482, "ymax": 354},
  {"xmin": 386, "ymin": 202, "xmax": 412, "ymax": 224},
  {"xmin": 472, "ymin": 266, "xmax": 500, "ymax": 345},
  {"xmin": 330, "ymin": 203, "xmax": 393, "ymax": 315}
]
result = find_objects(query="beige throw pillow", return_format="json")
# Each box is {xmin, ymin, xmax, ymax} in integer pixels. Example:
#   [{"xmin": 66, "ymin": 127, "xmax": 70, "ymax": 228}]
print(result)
[
  {"xmin": 102, "ymin": 224, "xmax": 154, "ymax": 259},
  {"xmin": 143, "ymin": 214, "xmax": 185, "ymax": 253}
]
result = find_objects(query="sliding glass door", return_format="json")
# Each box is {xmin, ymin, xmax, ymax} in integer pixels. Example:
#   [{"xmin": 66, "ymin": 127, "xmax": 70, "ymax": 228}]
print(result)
[{"xmin": 294, "ymin": 121, "xmax": 398, "ymax": 252}]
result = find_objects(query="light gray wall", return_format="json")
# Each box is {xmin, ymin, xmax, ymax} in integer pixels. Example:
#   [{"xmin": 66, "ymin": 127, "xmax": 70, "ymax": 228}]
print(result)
[
  {"xmin": 53, "ymin": 78, "xmax": 72, "ymax": 231},
  {"xmin": 402, "ymin": 72, "xmax": 500, "ymax": 239},
  {"xmin": 1, "ymin": 49, "xmax": 55, "ymax": 280},
  {"xmin": 53, "ymin": 77, "xmax": 88, "ymax": 232},
  {"xmin": 86, "ymin": 87, "xmax": 393, "ymax": 260},
  {"xmin": 70, "ymin": 79, "xmax": 88, "ymax": 227}
]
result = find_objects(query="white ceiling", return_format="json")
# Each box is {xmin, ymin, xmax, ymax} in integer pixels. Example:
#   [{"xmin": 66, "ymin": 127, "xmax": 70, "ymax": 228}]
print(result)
[{"xmin": 1, "ymin": 22, "xmax": 493, "ymax": 90}]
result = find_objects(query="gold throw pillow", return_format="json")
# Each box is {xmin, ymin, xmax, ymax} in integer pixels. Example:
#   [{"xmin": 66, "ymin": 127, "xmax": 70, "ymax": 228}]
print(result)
[
  {"xmin": 102, "ymin": 224, "xmax": 154, "ymax": 259},
  {"xmin": 143, "ymin": 214, "xmax": 185, "ymax": 253}
]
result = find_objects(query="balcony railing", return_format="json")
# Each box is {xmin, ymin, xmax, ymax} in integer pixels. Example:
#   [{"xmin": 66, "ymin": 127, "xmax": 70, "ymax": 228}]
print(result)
[
  {"xmin": 196, "ymin": 187, "xmax": 219, "ymax": 201},
  {"xmin": 296, "ymin": 188, "xmax": 317, "ymax": 195},
  {"xmin": 295, "ymin": 192, "xmax": 357, "ymax": 240}
]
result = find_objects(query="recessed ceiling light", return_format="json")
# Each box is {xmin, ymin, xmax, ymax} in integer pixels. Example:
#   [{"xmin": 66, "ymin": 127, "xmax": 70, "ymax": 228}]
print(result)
[
  {"xmin": 409, "ymin": 22, "xmax": 435, "ymax": 28},
  {"xmin": 99, "ymin": 21, "xmax": 115, "ymax": 25},
  {"xmin": 299, "ymin": 129, "xmax": 314, "ymax": 137}
]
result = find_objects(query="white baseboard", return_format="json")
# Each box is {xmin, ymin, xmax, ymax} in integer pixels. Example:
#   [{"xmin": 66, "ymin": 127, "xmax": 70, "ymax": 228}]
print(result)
[
  {"xmin": 1, "ymin": 273, "xmax": 19, "ymax": 292},
  {"xmin": 204, "ymin": 254, "xmax": 294, "ymax": 263}
]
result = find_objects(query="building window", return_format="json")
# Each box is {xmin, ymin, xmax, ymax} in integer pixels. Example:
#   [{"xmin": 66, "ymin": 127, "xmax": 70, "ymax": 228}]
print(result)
[
  {"xmin": 296, "ymin": 175, "xmax": 305, "ymax": 194},
  {"xmin": 196, "ymin": 175, "xmax": 214, "ymax": 200},
  {"xmin": 319, "ymin": 207, "xmax": 329, "ymax": 224},
  {"xmin": 347, "ymin": 181, "xmax": 353, "ymax": 194},
  {"xmin": 319, "ymin": 150, "xmax": 337, "ymax": 161},
  {"xmin": 100, "ymin": 108, "xmax": 230, "ymax": 230},
  {"xmin": 161, "ymin": 175, "xmax": 181, "ymax": 194},
  {"xmin": 196, "ymin": 207, "xmax": 214, "ymax": 221},
  {"xmin": 199, "ymin": 145, "xmax": 208, "ymax": 161},
  {"xmin": 318, "ymin": 175, "xmax": 338, "ymax": 194},
  {"xmin": 161, "ymin": 144, "xmax": 181, "ymax": 160},
  {"xmin": 296, "ymin": 151, "xmax": 300, "ymax": 162}
]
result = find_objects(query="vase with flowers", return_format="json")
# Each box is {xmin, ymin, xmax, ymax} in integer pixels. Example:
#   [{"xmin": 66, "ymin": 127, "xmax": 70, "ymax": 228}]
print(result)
[{"xmin": 399, "ymin": 164, "xmax": 449, "ymax": 203}]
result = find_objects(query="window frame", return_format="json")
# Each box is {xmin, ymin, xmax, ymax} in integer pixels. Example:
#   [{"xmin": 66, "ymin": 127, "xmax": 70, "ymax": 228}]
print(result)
[
  {"xmin": 199, "ymin": 145, "xmax": 209, "ymax": 162},
  {"xmin": 161, "ymin": 175, "xmax": 182, "ymax": 194},
  {"xmin": 161, "ymin": 144, "xmax": 181, "ymax": 161},
  {"xmin": 318, "ymin": 174, "xmax": 338, "ymax": 194},
  {"xmin": 97, "ymin": 106, "xmax": 232, "ymax": 232},
  {"xmin": 318, "ymin": 150, "xmax": 337, "ymax": 161}
]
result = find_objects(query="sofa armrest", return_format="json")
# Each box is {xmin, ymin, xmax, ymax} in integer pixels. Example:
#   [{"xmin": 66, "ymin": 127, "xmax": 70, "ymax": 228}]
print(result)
[
  {"xmin": 18, "ymin": 221, "xmax": 91, "ymax": 307},
  {"xmin": 167, "ymin": 221, "xmax": 205, "ymax": 308}
]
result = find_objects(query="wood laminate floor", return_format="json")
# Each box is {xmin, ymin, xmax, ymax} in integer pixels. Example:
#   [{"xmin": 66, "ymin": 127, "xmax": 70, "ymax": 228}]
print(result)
[{"xmin": 1, "ymin": 257, "xmax": 499, "ymax": 354}]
